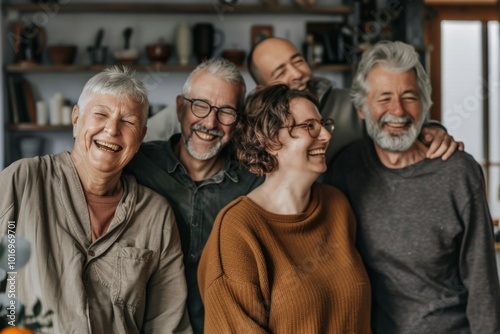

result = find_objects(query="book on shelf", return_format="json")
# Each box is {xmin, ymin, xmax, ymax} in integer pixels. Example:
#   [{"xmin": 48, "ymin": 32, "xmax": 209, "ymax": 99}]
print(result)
[
  {"xmin": 7, "ymin": 77, "xmax": 37, "ymax": 124},
  {"xmin": 23, "ymin": 79, "xmax": 37, "ymax": 124},
  {"xmin": 7, "ymin": 77, "xmax": 20, "ymax": 124}
]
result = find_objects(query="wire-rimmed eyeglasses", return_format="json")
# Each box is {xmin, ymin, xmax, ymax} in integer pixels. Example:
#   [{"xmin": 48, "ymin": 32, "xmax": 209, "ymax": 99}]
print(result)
[
  {"xmin": 183, "ymin": 97, "xmax": 238, "ymax": 126},
  {"xmin": 282, "ymin": 118, "xmax": 335, "ymax": 138}
]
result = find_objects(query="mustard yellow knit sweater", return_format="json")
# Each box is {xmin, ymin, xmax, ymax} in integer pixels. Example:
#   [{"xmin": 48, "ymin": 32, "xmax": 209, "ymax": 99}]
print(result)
[{"xmin": 198, "ymin": 183, "xmax": 371, "ymax": 333}]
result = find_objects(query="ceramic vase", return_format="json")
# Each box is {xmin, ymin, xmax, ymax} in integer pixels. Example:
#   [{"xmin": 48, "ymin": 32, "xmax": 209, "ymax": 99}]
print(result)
[{"xmin": 176, "ymin": 22, "xmax": 192, "ymax": 65}]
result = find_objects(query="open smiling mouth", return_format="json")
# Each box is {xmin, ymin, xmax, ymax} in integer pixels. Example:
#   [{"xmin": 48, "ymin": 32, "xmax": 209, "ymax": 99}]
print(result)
[
  {"xmin": 95, "ymin": 140, "xmax": 123, "ymax": 153},
  {"xmin": 308, "ymin": 148, "xmax": 326, "ymax": 157},
  {"xmin": 194, "ymin": 130, "xmax": 219, "ymax": 142},
  {"xmin": 385, "ymin": 122, "xmax": 410, "ymax": 128}
]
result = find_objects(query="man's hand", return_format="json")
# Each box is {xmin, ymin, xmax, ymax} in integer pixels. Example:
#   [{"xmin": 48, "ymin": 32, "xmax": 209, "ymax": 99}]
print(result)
[{"xmin": 420, "ymin": 127, "xmax": 465, "ymax": 161}]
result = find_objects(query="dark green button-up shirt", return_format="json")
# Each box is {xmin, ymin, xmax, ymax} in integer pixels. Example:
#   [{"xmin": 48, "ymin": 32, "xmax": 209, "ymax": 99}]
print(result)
[{"xmin": 125, "ymin": 134, "xmax": 263, "ymax": 334}]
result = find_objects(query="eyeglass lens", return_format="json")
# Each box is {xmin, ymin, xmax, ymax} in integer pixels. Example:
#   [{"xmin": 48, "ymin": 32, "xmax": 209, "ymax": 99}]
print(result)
[
  {"xmin": 190, "ymin": 99, "xmax": 237, "ymax": 125},
  {"xmin": 307, "ymin": 119, "xmax": 335, "ymax": 137}
]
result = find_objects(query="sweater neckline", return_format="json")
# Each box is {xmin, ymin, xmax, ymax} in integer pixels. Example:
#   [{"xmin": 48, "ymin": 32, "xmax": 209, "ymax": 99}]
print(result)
[
  {"xmin": 366, "ymin": 139, "xmax": 430, "ymax": 177},
  {"xmin": 241, "ymin": 183, "xmax": 320, "ymax": 225}
]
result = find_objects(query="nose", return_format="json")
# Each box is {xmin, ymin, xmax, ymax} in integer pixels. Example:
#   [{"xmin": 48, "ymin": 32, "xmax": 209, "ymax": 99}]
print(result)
[
  {"xmin": 203, "ymin": 107, "xmax": 219, "ymax": 129},
  {"xmin": 287, "ymin": 64, "xmax": 303, "ymax": 82},
  {"xmin": 105, "ymin": 117, "xmax": 120, "ymax": 136},
  {"xmin": 390, "ymin": 98, "xmax": 405, "ymax": 117},
  {"xmin": 318, "ymin": 125, "xmax": 332, "ymax": 142}
]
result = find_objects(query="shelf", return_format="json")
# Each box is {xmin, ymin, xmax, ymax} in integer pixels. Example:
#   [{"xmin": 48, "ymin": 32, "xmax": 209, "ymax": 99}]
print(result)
[
  {"xmin": 3, "ymin": 4, "xmax": 352, "ymax": 15},
  {"xmin": 6, "ymin": 124, "xmax": 72, "ymax": 132},
  {"xmin": 5, "ymin": 63, "xmax": 353, "ymax": 73},
  {"xmin": 5, "ymin": 64, "xmax": 201, "ymax": 73}
]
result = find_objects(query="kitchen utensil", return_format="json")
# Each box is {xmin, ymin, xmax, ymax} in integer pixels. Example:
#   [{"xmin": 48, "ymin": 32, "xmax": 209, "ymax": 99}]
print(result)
[{"xmin": 88, "ymin": 29, "xmax": 108, "ymax": 65}]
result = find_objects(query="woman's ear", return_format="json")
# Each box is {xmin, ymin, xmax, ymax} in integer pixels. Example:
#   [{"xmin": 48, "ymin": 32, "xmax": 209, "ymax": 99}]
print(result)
[{"xmin": 71, "ymin": 105, "xmax": 79, "ymax": 139}]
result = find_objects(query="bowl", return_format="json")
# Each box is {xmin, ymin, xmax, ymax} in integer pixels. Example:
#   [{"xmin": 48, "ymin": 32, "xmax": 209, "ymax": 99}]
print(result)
[
  {"xmin": 146, "ymin": 43, "xmax": 172, "ymax": 65},
  {"xmin": 47, "ymin": 45, "xmax": 77, "ymax": 65},
  {"xmin": 113, "ymin": 49, "xmax": 139, "ymax": 66},
  {"xmin": 221, "ymin": 49, "xmax": 246, "ymax": 66}
]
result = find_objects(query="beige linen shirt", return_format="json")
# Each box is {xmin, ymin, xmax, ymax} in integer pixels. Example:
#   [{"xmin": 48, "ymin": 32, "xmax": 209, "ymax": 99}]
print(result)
[{"xmin": 0, "ymin": 152, "xmax": 192, "ymax": 334}]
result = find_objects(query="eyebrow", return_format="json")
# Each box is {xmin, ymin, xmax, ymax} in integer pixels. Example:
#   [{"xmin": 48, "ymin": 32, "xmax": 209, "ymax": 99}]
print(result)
[
  {"xmin": 378, "ymin": 89, "xmax": 418, "ymax": 97},
  {"xmin": 270, "ymin": 52, "xmax": 302, "ymax": 78},
  {"xmin": 92, "ymin": 104, "xmax": 111, "ymax": 111},
  {"xmin": 190, "ymin": 97, "xmax": 238, "ymax": 110}
]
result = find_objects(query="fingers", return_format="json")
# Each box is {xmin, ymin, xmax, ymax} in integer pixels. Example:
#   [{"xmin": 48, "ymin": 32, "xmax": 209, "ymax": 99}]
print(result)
[
  {"xmin": 425, "ymin": 131, "xmax": 449, "ymax": 159},
  {"xmin": 426, "ymin": 133, "xmax": 464, "ymax": 160},
  {"xmin": 440, "ymin": 140, "xmax": 459, "ymax": 161}
]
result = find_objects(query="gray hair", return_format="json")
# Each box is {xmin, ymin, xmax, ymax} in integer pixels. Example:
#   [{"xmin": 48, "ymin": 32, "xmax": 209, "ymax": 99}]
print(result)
[
  {"xmin": 350, "ymin": 40, "xmax": 432, "ymax": 117},
  {"xmin": 182, "ymin": 57, "xmax": 246, "ymax": 108},
  {"xmin": 77, "ymin": 66, "xmax": 149, "ymax": 123}
]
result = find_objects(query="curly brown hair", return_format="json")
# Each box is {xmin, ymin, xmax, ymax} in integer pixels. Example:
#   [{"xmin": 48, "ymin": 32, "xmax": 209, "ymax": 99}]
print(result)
[{"xmin": 234, "ymin": 84, "xmax": 319, "ymax": 176}]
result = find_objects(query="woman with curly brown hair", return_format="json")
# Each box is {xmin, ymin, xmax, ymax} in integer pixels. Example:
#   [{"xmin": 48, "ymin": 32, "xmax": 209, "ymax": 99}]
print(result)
[{"xmin": 198, "ymin": 84, "xmax": 371, "ymax": 333}]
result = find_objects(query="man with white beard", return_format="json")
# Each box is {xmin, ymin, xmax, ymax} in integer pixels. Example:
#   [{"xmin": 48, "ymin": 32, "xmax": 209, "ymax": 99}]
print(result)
[{"xmin": 327, "ymin": 40, "xmax": 500, "ymax": 333}]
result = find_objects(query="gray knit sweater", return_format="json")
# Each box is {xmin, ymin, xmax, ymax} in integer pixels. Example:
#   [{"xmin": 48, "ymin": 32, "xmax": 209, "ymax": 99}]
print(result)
[{"xmin": 328, "ymin": 139, "xmax": 500, "ymax": 334}]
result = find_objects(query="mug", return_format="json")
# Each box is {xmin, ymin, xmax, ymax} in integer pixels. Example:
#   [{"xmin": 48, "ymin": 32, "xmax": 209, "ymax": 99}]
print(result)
[{"xmin": 192, "ymin": 23, "xmax": 225, "ymax": 63}]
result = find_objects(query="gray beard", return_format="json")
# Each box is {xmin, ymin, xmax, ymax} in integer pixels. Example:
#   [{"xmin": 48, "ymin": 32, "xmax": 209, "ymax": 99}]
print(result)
[
  {"xmin": 185, "ymin": 137, "xmax": 222, "ymax": 161},
  {"xmin": 362, "ymin": 105, "xmax": 425, "ymax": 152},
  {"xmin": 183, "ymin": 124, "xmax": 224, "ymax": 161}
]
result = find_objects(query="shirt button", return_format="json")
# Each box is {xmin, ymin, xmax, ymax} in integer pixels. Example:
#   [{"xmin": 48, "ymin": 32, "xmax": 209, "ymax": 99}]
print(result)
[{"xmin": 88, "ymin": 250, "xmax": 95, "ymax": 257}]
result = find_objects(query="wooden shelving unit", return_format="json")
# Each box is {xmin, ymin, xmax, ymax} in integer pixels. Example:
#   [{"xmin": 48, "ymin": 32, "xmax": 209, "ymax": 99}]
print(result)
[
  {"xmin": 6, "ymin": 124, "xmax": 73, "ymax": 132},
  {"xmin": 5, "ymin": 63, "xmax": 353, "ymax": 73},
  {"xmin": 2, "ymin": 2, "xmax": 354, "ymax": 166},
  {"xmin": 2, "ymin": 3, "xmax": 352, "ymax": 14}
]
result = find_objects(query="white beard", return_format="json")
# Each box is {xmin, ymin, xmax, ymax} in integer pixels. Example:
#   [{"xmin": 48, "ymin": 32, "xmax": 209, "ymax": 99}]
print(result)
[{"xmin": 362, "ymin": 105, "xmax": 425, "ymax": 152}]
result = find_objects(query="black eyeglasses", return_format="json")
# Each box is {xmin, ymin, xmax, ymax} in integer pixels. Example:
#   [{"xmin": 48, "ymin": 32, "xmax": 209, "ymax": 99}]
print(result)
[
  {"xmin": 282, "ymin": 118, "xmax": 335, "ymax": 138},
  {"xmin": 183, "ymin": 97, "xmax": 238, "ymax": 126}
]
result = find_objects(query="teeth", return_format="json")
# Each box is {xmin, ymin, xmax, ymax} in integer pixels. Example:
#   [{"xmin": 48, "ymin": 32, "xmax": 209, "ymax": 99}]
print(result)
[
  {"xmin": 308, "ymin": 149, "xmax": 326, "ymax": 156},
  {"xmin": 195, "ymin": 130, "xmax": 216, "ymax": 141},
  {"xmin": 95, "ymin": 140, "xmax": 122, "ymax": 152},
  {"xmin": 386, "ymin": 122, "xmax": 407, "ymax": 128}
]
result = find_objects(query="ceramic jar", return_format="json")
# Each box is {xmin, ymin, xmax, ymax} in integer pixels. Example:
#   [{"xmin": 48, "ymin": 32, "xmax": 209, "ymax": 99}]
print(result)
[{"xmin": 176, "ymin": 22, "xmax": 192, "ymax": 65}]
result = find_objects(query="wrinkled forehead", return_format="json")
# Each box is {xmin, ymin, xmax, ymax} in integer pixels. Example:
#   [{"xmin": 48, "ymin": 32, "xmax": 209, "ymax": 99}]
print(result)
[{"xmin": 82, "ymin": 92, "xmax": 148, "ymax": 122}]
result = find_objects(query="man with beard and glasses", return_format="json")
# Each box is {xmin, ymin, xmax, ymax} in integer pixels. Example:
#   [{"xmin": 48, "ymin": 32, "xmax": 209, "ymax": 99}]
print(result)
[
  {"xmin": 247, "ymin": 37, "xmax": 464, "ymax": 169},
  {"xmin": 125, "ymin": 58, "xmax": 262, "ymax": 334},
  {"xmin": 327, "ymin": 40, "xmax": 500, "ymax": 333}
]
